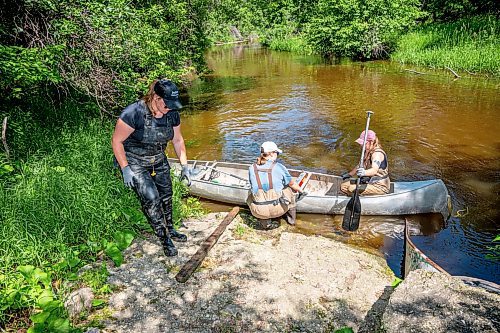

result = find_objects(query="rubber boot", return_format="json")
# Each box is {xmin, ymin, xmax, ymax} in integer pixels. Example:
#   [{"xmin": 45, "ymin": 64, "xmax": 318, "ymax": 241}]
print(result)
[
  {"xmin": 284, "ymin": 208, "xmax": 296, "ymax": 225},
  {"xmin": 157, "ymin": 227, "xmax": 178, "ymax": 256},
  {"xmin": 162, "ymin": 235, "xmax": 178, "ymax": 257},
  {"xmin": 168, "ymin": 226, "xmax": 187, "ymax": 242}
]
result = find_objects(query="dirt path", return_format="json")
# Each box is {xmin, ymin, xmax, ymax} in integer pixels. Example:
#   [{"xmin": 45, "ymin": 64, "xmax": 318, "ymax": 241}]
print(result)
[{"xmin": 99, "ymin": 212, "xmax": 394, "ymax": 332}]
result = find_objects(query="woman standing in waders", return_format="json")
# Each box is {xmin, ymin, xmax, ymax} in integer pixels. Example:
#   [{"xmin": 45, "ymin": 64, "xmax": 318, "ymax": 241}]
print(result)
[{"xmin": 112, "ymin": 79, "xmax": 193, "ymax": 256}]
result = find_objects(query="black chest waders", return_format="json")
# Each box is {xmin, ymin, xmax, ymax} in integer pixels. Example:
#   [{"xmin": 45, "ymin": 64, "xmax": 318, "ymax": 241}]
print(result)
[{"xmin": 124, "ymin": 107, "xmax": 185, "ymax": 256}]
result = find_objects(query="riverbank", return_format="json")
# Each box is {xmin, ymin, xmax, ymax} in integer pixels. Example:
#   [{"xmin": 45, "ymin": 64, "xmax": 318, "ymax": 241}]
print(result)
[
  {"xmin": 391, "ymin": 15, "xmax": 499, "ymax": 77},
  {"xmin": 82, "ymin": 212, "xmax": 394, "ymax": 332},
  {"xmin": 0, "ymin": 116, "xmax": 206, "ymax": 331},
  {"xmin": 262, "ymin": 15, "xmax": 499, "ymax": 77},
  {"xmin": 72, "ymin": 212, "xmax": 499, "ymax": 332}
]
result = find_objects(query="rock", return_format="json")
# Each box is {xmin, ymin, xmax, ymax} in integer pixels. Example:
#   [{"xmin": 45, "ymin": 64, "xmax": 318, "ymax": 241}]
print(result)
[
  {"xmin": 382, "ymin": 270, "xmax": 500, "ymax": 333},
  {"xmin": 64, "ymin": 287, "xmax": 94, "ymax": 320},
  {"xmin": 85, "ymin": 328, "xmax": 100, "ymax": 333}
]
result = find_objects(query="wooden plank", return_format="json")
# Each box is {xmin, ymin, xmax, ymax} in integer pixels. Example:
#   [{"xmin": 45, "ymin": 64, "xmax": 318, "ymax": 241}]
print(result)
[{"xmin": 175, "ymin": 206, "xmax": 240, "ymax": 283}]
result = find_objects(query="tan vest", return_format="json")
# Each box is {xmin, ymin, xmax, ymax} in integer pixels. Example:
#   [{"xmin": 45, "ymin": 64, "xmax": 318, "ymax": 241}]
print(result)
[
  {"xmin": 247, "ymin": 162, "xmax": 294, "ymax": 219},
  {"xmin": 364, "ymin": 148, "xmax": 390, "ymax": 190}
]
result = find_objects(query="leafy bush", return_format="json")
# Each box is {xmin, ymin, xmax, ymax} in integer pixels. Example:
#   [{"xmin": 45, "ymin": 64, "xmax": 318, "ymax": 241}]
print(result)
[
  {"xmin": 1, "ymin": 266, "xmax": 70, "ymax": 332},
  {"xmin": 205, "ymin": 0, "xmax": 423, "ymax": 59},
  {"xmin": 1, "ymin": 0, "xmax": 210, "ymax": 112},
  {"xmin": 305, "ymin": 0, "xmax": 422, "ymax": 59},
  {"xmin": 422, "ymin": 0, "xmax": 499, "ymax": 22},
  {"xmin": 0, "ymin": 45, "xmax": 64, "ymax": 98}
]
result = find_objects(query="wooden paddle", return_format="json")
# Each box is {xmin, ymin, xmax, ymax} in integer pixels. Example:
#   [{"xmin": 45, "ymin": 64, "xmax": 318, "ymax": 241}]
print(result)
[{"xmin": 342, "ymin": 111, "xmax": 374, "ymax": 231}]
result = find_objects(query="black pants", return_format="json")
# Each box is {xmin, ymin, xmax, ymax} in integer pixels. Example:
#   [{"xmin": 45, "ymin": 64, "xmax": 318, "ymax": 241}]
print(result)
[{"xmin": 128, "ymin": 155, "xmax": 173, "ymax": 238}]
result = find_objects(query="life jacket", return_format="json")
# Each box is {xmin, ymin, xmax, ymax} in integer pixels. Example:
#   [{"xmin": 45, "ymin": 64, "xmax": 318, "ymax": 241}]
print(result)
[
  {"xmin": 364, "ymin": 148, "xmax": 390, "ymax": 190},
  {"xmin": 247, "ymin": 162, "xmax": 294, "ymax": 219}
]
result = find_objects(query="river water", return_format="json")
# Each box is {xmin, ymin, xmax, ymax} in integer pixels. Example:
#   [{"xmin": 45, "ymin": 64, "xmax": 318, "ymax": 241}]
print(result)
[{"xmin": 173, "ymin": 45, "xmax": 500, "ymax": 283}]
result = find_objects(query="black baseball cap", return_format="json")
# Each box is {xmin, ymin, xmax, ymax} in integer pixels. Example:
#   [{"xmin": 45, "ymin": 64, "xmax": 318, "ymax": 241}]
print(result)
[{"xmin": 154, "ymin": 79, "xmax": 183, "ymax": 110}]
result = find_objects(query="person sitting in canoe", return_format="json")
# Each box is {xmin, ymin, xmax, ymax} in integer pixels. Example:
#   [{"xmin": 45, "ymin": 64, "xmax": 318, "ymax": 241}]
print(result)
[
  {"xmin": 341, "ymin": 130, "xmax": 390, "ymax": 195},
  {"xmin": 247, "ymin": 141, "xmax": 306, "ymax": 226}
]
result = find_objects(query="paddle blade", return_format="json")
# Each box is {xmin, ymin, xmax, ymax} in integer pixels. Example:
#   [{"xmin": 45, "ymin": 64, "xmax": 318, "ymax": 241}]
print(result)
[{"xmin": 342, "ymin": 192, "xmax": 361, "ymax": 231}]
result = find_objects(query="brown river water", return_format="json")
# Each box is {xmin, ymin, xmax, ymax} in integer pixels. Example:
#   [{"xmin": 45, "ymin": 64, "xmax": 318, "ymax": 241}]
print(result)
[{"xmin": 169, "ymin": 45, "xmax": 500, "ymax": 283}]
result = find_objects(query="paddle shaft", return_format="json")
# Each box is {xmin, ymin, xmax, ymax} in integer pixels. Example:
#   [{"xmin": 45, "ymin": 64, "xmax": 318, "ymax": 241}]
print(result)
[
  {"xmin": 343, "ymin": 111, "xmax": 373, "ymax": 231},
  {"xmin": 355, "ymin": 111, "xmax": 374, "ymax": 191}
]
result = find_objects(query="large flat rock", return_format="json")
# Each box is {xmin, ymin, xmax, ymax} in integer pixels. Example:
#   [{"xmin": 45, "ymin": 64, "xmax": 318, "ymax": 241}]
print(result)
[{"xmin": 382, "ymin": 269, "xmax": 499, "ymax": 333}]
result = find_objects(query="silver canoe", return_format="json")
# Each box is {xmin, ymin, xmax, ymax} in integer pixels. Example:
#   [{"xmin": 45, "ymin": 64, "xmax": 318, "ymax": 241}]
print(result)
[{"xmin": 169, "ymin": 158, "xmax": 451, "ymax": 220}]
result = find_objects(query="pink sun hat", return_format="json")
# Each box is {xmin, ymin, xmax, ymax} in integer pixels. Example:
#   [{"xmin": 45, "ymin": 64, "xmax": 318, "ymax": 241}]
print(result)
[{"xmin": 355, "ymin": 130, "xmax": 376, "ymax": 145}]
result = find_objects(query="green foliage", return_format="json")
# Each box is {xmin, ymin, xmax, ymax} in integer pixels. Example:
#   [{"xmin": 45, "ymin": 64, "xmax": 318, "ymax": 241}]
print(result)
[
  {"xmin": 204, "ymin": 0, "xmax": 263, "ymax": 43},
  {"xmin": 1, "ymin": 0, "xmax": 210, "ymax": 111},
  {"xmin": 268, "ymin": 35, "xmax": 314, "ymax": 54},
  {"xmin": 206, "ymin": 0, "xmax": 423, "ymax": 59},
  {"xmin": 334, "ymin": 327, "xmax": 354, "ymax": 333},
  {"xmin": 234, "ymin": 223, "xmax": 247, "ymax": 238},
  {"xmin": 0, "ymin": 266, "xmax": 69, "ymax": 333},
  {"xmin": 422, "ymin": 0, "xmax": 499, "ymax": 22},
  {"xmin": 79, "ymin": 263, "xmax": 110, "ymax": 295},
  {"xmin": 305, "ymin": 0, "xmax": 422, "ymax": 59},
  {"xmin": 0, "ymin": 232, "xmax": 129, "ymax": 330},
  {"xmin": 0, "ymin": 45, "xmax": 64, "ymax": 98},
  {"xmin": 392, "ymin": 15, "xmax": 500, "ymax": 75}
]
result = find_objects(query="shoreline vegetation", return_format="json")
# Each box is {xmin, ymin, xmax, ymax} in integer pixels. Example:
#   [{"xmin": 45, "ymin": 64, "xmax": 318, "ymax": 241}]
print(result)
[
  {"xmin": 1, "ymin": 0, "xmax": 499, "ymax": 331},
  {"xmin": 392, "ymin": 15, "xmax": 499, "ymax": 77},
  {"xmin": 260, "ymin": 15, "xmax": 499, "ymax": 77}
]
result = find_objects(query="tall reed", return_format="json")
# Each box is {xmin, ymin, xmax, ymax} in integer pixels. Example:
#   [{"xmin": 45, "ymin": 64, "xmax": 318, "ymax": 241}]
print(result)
[{"xmin": 392, "ymin": 15, "xmax": 499, "ymax": 76}]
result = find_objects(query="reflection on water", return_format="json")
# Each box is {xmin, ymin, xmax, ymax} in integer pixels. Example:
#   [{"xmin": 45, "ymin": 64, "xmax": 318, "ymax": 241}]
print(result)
[{"xmin": 173, "ymin": 45, "xmax": 500, "ymax": 283}]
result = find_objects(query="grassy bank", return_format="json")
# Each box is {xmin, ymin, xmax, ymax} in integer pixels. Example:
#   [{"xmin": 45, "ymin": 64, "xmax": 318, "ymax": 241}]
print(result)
[
  {"xmin": 0, "ymin": 105, "xmax": 204, "ymax": 330},
  {"xmin": 392, "ymin": 15, "xmax": 499, "ymax": 76},
  {"xmin": 267, "ymin": 35, "xmax": 314, "ymax": 54}
]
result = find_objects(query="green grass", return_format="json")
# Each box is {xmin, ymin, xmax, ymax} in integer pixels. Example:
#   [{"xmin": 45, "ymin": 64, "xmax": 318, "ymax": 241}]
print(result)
[
  {"xmin": 0, "ymin": 119, "xmax": 143, "ymax": 270},
  {"xmin": 268, "ymin": 35, "xmax": 314, "ymax": 55},
  {"xmin": 392, "ymin": 15, "xmax": 500, "ymax": 76},
  {"xmin": 0, "ymin": 104, "xmax": 204, "ymax": 328},
  {"xmin": 79, "ymin": 263, "xmax": 111, "ymax": 295}
]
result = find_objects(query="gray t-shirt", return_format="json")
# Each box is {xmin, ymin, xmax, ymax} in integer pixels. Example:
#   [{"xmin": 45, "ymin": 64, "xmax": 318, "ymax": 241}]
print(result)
[{"xmin": 120, "ymin": 100, "xmax": 180, "ymax": 141}]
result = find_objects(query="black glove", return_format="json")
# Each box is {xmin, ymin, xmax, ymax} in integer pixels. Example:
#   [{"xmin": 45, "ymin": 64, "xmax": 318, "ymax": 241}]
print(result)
[
  {"xmin": 297, "ymin": 191, "xmax": 308, "ymax": 202},
  {"xmin": 122, "ymin": 165, "xmax": 135, "ymax": 188},
  {"xmin": 180, "ymin": 164, "xmax": 192, "ymax": 186},
  {"xmin": 341, "ymin": 172, "xmax": 351, "ymax": 181}
]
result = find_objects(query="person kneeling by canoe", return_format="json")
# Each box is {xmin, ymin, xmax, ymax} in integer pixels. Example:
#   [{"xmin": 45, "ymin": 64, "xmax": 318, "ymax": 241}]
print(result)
[
  {"xmin": 247, "ymin": 141, "xmax": 306, "ymax": 226},
  {"xmin": 341, "ymin": 130, "xmax": 390, "ymax": 195}
]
